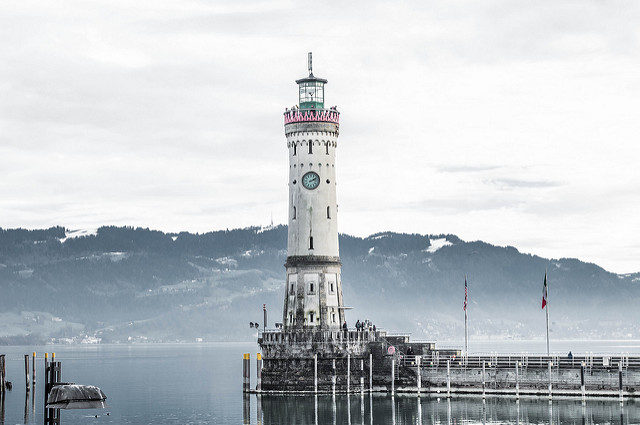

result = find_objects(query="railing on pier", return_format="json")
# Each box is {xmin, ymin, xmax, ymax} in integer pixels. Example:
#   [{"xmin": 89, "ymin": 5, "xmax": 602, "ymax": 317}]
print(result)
[{"xmin": 397, "ymin": 352, "xmax": 638, "ymax": 371}]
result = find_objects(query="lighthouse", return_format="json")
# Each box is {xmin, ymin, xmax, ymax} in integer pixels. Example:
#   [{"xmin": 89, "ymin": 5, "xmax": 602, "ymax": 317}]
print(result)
[{"xmin": 282, "ymin": 53, "xmax": 344, "ymax": 330}]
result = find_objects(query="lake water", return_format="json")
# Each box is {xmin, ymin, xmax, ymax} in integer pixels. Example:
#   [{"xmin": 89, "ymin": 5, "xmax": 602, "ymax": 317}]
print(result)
[{"xmin": 1, "ymin": 341, "xmax": 640, "ymax": 424}]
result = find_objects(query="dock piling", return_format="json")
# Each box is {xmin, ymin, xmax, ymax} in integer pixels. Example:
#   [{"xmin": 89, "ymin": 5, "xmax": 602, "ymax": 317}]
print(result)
[
  {"xmin": 314, "ymin": 354, "xmax": 318, "ymax": 394},
  {"xmin": 619, "ymin": 360, "xmax": 624, "ymax": 403},
  {"xmin": 32, "ymin": 352, "xmax": 36, "ymax": 388},
  {"xmin": 391, "ymin": 358, "xmax": 395, "ymax": 395},
  {"xmin": 580, "ymin": 362, "xmax": 585, "ymax": 402},
  {"xmin": 360, "ymin": 359, "xmax": 364, "ymax": 394},
  {"xmin": 416, "ymin": 356, "xmax": 421, "ymax": 393},
  {"xmin": 256, "ymin": 353, "xmax": 262, "ymax": 391},
  {"xmin": 347, "ymin": 354, "xmax": 351, "ymax": 394},
  {"xmin": 0, "ymin": 354, "xmax": 5, "ymax": 393},
  {"xmin": 369, "ymin": 353, "xmax": 372, "ymax": 393},
  {"xmin": 446, "ymin": 360, "xmax": 451, "ymax": 398},
  {"xmin": 481, "ymin": 361, "xmax": 486, "ymax": 399},
  {"xmin": 332, "ymin": 359, "xmax": 336, "ymax": 395},
  {"xmin": 548, "ymin": 360, "xmax": 552, "ymax": 400},
  {"xmin": 24, "ymin": 354, "xmax": 30, "ymax": 392},
  {"xmin": 515, "ymin": 361, "xmax": 519, "ymax": 399}
]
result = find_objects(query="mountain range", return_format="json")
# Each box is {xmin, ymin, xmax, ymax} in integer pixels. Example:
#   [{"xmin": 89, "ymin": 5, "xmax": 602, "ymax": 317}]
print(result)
[{"xmin": 1, "ymin": 225, "xmax": 638, "ymax": 345}]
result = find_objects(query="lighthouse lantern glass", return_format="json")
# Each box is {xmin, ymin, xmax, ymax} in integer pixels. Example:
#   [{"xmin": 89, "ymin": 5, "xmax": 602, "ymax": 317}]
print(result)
[{"xmin": 299, "ymin": 81, "xmax": 324, "ymax": 109}]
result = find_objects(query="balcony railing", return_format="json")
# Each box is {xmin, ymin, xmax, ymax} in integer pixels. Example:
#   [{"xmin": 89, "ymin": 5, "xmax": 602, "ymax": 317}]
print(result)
[{"xmin": 283, "ymin": 108, "xmax": 340, "ymax": 125}]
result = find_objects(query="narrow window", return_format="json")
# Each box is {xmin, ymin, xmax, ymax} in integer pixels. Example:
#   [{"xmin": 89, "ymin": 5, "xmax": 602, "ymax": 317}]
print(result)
[
  {"xmin": 309, "ymin": 236, "xmax": 314, "ymax": 250},
  {"xmin": 327, "ymin": 206, "xmax": 331, "ymax": 219},
  {"xmin": 326, "ymin": 143, "xmax": 329, "ymax": 155},
  {"xmin": 310, "ymin": 282, "xmax": 314, "ymax": 293},
  {"xmin": 293, "ymin": 206, "xmax": 296, "ymax": 219},
  {"xmin": 309, "ymin": 312, "xmax": 314, "ymax": 323},
  {"xmin": 330, "ymin": 282, "xmax": 334, "ymax": 292},
  {"xmin": 308, "ymin": 142, "xmax": 313, "ymax": 154},
  {"xmin": 293, "ymin": 144, "xmax": 297, "ymax": 156},
  {"xmin": 332, "ymin": 313, "xmax": 336, "ymax": 323},
  {"xmin": 290, "ymin": 283, "xmax": 294, "ymax": 294}
]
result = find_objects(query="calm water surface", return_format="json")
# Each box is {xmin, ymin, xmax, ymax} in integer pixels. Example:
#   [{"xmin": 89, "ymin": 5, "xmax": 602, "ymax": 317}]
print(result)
[{"xmin": 0, "ymin": 341, "xmax": 639, "ymax": 424}]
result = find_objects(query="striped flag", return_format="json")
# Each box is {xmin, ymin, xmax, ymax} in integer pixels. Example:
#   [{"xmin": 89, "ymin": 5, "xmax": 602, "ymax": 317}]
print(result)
[
  {"xmin": 463, "ymin": 276, "xmax": 468, "ymax": 311},
  {"xmin": 542, "ymin": 272, "xmax": 548, "ymax": 309}
]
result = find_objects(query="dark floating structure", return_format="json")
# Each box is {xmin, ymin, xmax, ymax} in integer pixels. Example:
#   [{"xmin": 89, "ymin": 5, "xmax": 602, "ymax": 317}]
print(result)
[
  {"xmin": 243, "ymin": 54, "xmax": 640, "ymax": 399},
  {"xmin": 47, "ymin": 384, "xmax": 107, "ymax": 409}
]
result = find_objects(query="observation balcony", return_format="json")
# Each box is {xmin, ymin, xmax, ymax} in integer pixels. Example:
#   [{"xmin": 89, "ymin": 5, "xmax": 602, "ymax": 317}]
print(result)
[{"xmin": 283, "ymin": 107, "xmax": 340, "ymax": 125}]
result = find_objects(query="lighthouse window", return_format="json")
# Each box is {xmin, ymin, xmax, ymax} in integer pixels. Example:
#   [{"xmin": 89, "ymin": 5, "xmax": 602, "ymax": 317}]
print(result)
[
  {"xmin": 332, "ymin": 313, "xmax": 336, "ymax": 323},
  {"xmin": 326, "ymin": 143, "xmax": 329, "ymax": 155},
  {"xmin": 293, "ymin": 144, "xmax": 297, "ymax": 156},
  {"xmin": 309, "ymin": 282, "xmax": 314, "ymax": 293},
  {"xmin": 309, "ymin": 312, "xmax": 314, "ymax": 323},
  {"xmin": 309, "ymin": 236, "xmax": 314, "ymax": 250},
  {"xmin": 327, "ymin": 206, "xmax": 330, "ymax": 219},
  {"xmin": 308, "ymin": 143, "xmax": 313, "ymax": 154},
  {"xmin": 293, "ymin": 206, "xmax": 296, "ymax": 219},
  {"xmin": 330, "ymin": 282, "xmax": 334, "ymax": 292}
]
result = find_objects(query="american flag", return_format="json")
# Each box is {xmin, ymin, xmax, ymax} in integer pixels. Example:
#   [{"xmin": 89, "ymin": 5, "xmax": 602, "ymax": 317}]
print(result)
[{"xmin": 463, "ymin": 276, "xmax": 468, "ymax": 311}]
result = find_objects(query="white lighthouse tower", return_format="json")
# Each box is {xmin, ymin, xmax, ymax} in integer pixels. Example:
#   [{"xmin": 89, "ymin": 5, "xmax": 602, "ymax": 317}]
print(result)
[{"xmin": 282, "ymin": 53, "xmax": 344, "ymax": 330}]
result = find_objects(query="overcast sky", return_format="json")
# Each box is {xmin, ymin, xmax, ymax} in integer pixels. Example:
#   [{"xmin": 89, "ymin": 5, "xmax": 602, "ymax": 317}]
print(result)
[{"xmin": 1, "ymin": 0, "xmax": 639, "ymax": 273}]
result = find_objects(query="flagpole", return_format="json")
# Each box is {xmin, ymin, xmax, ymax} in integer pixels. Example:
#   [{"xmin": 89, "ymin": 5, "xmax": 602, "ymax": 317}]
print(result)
[
  {"xmin": 464, "ymin": 274, "xmax": 468, "ymax": 357},
  {"xmin": 545, "ymin": 269, "xmax": 550, "ymax": 357}
]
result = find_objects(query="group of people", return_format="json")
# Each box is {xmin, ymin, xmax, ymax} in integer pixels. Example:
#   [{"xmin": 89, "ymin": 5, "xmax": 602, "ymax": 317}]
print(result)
[{"xmin": 354, "ymin": 319, "xmax": 375, "ymax": 333}]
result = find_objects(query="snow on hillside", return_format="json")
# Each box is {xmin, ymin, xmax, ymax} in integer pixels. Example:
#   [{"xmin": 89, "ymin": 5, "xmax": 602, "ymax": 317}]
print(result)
[
  {"xmin": 59, "ymin": 228, "xmax": 98, "ymax": 243},
  {"xmin": 426, "ymin": 237, "xmax": 452, "ymax": 253}
]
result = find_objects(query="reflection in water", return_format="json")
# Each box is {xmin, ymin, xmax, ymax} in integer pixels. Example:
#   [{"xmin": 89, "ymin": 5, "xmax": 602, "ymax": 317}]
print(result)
[{"xmin": 248, "ymin": 394, "xmax": 639, "ymax": 424}]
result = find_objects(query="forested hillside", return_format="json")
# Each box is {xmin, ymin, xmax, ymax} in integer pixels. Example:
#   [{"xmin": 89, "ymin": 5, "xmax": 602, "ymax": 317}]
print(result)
[{"xmin": 1, "ymin": 225, "xmax": 638, "ymax": 344}]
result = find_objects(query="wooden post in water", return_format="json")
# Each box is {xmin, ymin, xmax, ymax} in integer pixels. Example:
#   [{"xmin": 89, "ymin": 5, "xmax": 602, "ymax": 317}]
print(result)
[
  {"xmin": 332, "ymin": 359, "xmax": 336, "ymax": 395},
  {"xmin": 314, "ymin": 354, "xmax": 318, "ymax": 394},
  {"xmin": 580, "ymin": 362, "xmax": 585, "ymax": 401},
  {"xmin": 369, "ymin": 353, "xmax": 373, "ymax": 393},
  {"xmin": 481, "ymin": 361, "xmax": 486, "ymax": 399},
  {"xmin": 256, "ymin": 353, "xmax": 262, "ymax": 392},
  {"xmin": 360, "ymin": 359, "xmax": 364, "ymax": 394},
  {"xmin": 515, "ymin": 361, "xmax": 519, "ymax": 399},
  {"xmin": 347, "ymin": 354, "xmax": 351, "ymax": 394},
  {"xmin": 619, "ymin": 360, "xmax": 624, "ymax": 403},
  {"xmin": 446, "ymin": 360, "xmax": 451, "ymax": 398},
  {"xmin": 24, "ymin": 354, "xmax": 30, "ymax": 392},
  {"xmin": 0, "ymin": 354, "xmax": 5, "ymax": 393},
  {"xmin": 391, "ymin": 358, "xmax": 395, "ymax": 395},
  {"xmin": 32, "ymin": 352, "xmax": 36, "ymax": 388},
  {"xmin": 242, "ymin": 353, "xmax": 249, "ymax": 393},
  {"xmin": 547, "ymin": 360, "xmax": 552, "ymax": 400},
  {"xmin": 416, "ymin": 356, "xmax": 421, "ymax": 393}
]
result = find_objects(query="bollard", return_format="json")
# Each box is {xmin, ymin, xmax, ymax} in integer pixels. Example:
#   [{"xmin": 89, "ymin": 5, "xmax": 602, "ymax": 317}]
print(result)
[
  {"xmin": 332, "ymin": 359, "xmax": 336, "ymax": 395},
  {"xmin": 256, "ymin": 353, "xmax": 262, "ymax": 392},
  {"xmin": 314, "ymin": 354, "xmax": 318, "ymax": 394},
  {"xmin": 515, "ymin": 361, "xmax": 519, "ymax": 399},
  {"xmin": 242, "ymin": 353, "xmax": 247, "ymax": 393},
  {"xmin": 580, "ymin": 362, "xmax": 585, "ymax": 402},
  {"xmin": 548, "ymin": 360, "xmax": 552, "ymax": 400},
  {"xmin": 347, "ymin": 354, "xmax": 351, "ymax": 394},
  {"xmin": 619, "ymin": 360, "xmax": 623, "ymax": 403},
  {"xmin": 391, "ymin": 358, "xmax": 395, "ymax": 395},
  {"xmin": 416, "ymin": 356, "xmax": 421, "ymax": 392},
  {"xmin": 369, "ymin": 353, "xmax": 373, "ymax": 393},
  {"xmin": 360, "ymin": 359, "xmax": 364, "ymax": 394},
  {"xmin": 446, "ymin": 360, "xmax": 451, "ymax": 398},
  {"xmin": 32, "ymin": 352, "xmax": 36, "ymax": 387},
  {"xmin": 482, "ymin": 361, "xmax": 486, "ymax": 399}
]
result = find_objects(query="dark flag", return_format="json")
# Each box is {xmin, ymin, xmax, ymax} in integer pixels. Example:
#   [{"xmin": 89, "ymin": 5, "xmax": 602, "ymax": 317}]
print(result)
[
  {"xmin": 463, "ymin": 276, "xmax": 468, "ymax": 311},
  {"xmin": 542, "ymin": 272, "xmax": 548, "ymax": 310}
]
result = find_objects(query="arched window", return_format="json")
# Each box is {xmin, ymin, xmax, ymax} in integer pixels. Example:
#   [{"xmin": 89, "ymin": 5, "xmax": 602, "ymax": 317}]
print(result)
[
  {"xmin": 308, "ymin": 142, "xmax": 313, "ymax": 154},
  {"xmin": 293, "ymin": 206, "xmax": 296, "ymax": 219},
  {"xmin": 309, "ymin": 236, "xmax": 314, "ymax": 250},
  {"xmin": 327, "ymin": 206, "xmax": 331, "ymax": 219}
]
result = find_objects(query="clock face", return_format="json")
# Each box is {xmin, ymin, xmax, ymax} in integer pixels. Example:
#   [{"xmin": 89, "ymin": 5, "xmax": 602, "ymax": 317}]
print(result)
[{"xmin": 302, "ymin": 172, "xmax": 320, "ymax": 190}]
